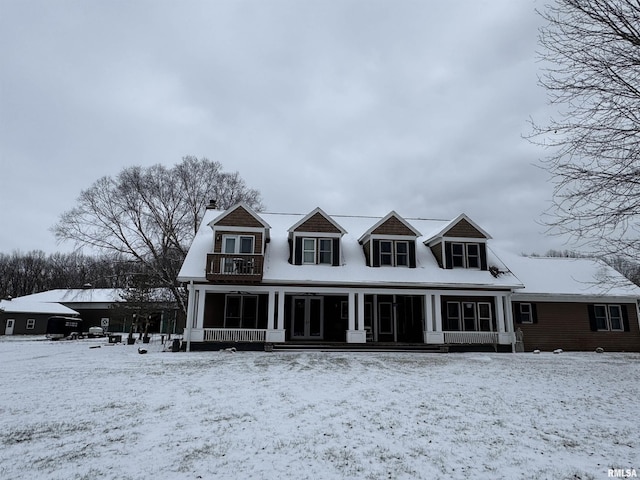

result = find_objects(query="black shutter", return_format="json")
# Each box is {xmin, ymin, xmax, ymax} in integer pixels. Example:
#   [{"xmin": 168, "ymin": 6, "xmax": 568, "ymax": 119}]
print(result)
[
  {"xmin": 294, "ymin": 237, "xmax": 302, "ymax": 265},
  {"xmin": 409, "ymin": 241, "xmax": 416, "ymax": 268},
  {"xmin": 372, "ymin": 240, "xmax": 380, "ymax": 267},
  {"xmin": 514, "ymin": 302, "xmax": 522, "ymax": 324},
  {"xmin": 287, "ymin": 238, "xmax": 293, "ymax": 264},
  {"xmin": 532, "ymin": 303, "xmax": 538, "ymax": 324},
  {"xmin": 332, "ymin": 238, "xmax": 340, "ymax": 266},
  {"xmin": 622, "ymin": 305, "xmax": 630, "ymax": 332},
  {"xmin": 444, "ymin": 242, "xmax": 453, "ymax": 269},
  {"xmin": 479, "ymin": 244, "xmax": 488, "ymax": 271},
  {"xmin": 587, "ymin": 304, "xmax": 597, "ymax": 331}
]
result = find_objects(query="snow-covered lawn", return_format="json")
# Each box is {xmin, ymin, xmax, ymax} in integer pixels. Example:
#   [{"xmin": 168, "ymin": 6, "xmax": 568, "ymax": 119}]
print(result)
[{"xmin": 0, "ymin": 337, "xmax": 638, "ymax": 480}]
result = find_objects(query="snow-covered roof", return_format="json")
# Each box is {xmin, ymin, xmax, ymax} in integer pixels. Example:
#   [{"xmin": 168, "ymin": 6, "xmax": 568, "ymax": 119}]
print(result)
[
  {"xmin": 12, "ymin": 288, "xmax": 174, "ymax": 305},
  {"xmin": 178, "ymin": 209, "xmax": 522, "ymax": 289},
  {"xmin": 503, "ymin": 252, "xmax": 640, "ymax": 300},
  {"xmin": 0, "ymin": 300, "xmax": 79, "ymax": 316}
]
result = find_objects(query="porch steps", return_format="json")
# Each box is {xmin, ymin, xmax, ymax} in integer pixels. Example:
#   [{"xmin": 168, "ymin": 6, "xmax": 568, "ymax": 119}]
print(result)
[{"xmin": 270, "ymin": 342, "xmax": 448, "ymax": 353}]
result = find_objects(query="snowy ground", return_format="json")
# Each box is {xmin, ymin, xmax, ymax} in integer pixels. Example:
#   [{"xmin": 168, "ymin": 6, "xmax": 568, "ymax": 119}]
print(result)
[{"xmin": 0, "ymin": 337, "xmax": 638, "ymax": 480}]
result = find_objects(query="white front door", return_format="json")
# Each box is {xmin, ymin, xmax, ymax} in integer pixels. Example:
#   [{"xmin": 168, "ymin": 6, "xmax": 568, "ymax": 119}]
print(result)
[
  {"xmin": 291, "ymin": 297, "xmax": 323, "ymax": 339},
  {"xmin": 5, "ymin": 319, "xmax": 15, "ymax": 335}
]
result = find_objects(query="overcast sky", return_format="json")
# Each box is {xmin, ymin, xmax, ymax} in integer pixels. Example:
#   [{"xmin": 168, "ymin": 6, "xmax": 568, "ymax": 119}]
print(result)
[{"xmin": 1, "ymin": 0, "xmax": 566, "ymax": 256}]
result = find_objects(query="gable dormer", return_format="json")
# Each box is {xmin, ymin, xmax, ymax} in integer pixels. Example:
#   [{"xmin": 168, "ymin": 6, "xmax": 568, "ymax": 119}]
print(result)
[
  {"xmin": 206, "ymin": 202, "xmax": 270, "ymax": 283},
  {"xmin": 358, "ymin": 211, "xmax": 421, "ymax": 268},
  {"xmin": 288, "ymin": 208, "xmax": 346, "ymax": 266},
  {"xmin": 424, "ymin": 214, "xmax": 491, "ymax": 270}
]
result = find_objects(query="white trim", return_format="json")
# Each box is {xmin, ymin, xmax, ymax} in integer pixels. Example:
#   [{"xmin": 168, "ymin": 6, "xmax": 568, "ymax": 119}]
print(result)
[
  {"xmin": 512, "ymin": 294, "xmax": 639, "ymax": 303},
  {"xmin": 287, "ymin": 207, "xmax": 347, "ymax": 235}
]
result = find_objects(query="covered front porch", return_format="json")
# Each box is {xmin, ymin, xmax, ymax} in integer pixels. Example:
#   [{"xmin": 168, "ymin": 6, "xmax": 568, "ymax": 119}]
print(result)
[{"xmin": 183, "ymin": 284, "xmax": 516, "ymax": 350}]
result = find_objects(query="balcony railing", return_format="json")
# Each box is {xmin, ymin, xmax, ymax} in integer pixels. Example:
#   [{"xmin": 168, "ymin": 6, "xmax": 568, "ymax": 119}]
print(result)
[
  {"xmin": 206, "ymin": 254, "xmax": 264, "ymax": 283},
  {"xmin": 443, "ymin": 331, "xmax": 498, "ymax": 344}
]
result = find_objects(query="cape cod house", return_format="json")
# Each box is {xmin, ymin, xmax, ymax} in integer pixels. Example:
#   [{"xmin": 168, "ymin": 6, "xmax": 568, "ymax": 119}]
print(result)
[{"xmin": 177, "ymin": 202, "xmax": 640, "ymax": 352}]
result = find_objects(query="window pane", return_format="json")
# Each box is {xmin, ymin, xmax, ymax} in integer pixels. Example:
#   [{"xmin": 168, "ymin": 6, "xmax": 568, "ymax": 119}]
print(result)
[
  {"xmin": 463, "ymin": 302, "xmax": 476, "ymax": 331},
  {"xmin": 319, "ymin": 239, "xmax": 332, "ymax": 264},
  {"xmin": 451, "ymin": 243, "xmax": 464, "ymax": 267},
  {"xmin": 240, "ymin": 236, "xmax": 253, "ymax": 254},
  {"xmin": 445, "ymin": 302, "xmax": 460, "ymax": 331},
  {"xmin": 609, "ymin": 305, "xmax": 623, "ymax": 330},
  {"xmin": 594, "ymin": 305, "xmax": 608, "ymax": 330},
  {"xmin": 224, "ymin": 237, "xmax": 236, "ymax": 253},
  {"xmin": 225, "ymin": 296, "xmax": 241, "ymax": 327},
  {"xmin": 242, "ymin": 297, "xmax": 258, "ymax": 328},
  {"xmin": 380, "ymin": 241, "xmax": 392, "ymax": 253},
  {"xmin": 467, "ymin": 244, "xmax": 480, "ymax": 268},
  {"xmin": 396, "ymin": 242, "xmax": 408, "ymax": 266},
  {"xmin": 520, "ymin": 303, "xmax": 532, "ymax": 323},
  {"xmin": 303, "ymin": 238, "xmax": 316, "ymax": 264}
]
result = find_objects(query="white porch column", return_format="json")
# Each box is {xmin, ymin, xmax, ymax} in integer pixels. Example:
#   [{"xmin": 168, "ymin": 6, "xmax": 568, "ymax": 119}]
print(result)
[
  {"xmin": 266, "ymin": 290, "xmax": 286, "ymax": 343},
  {"xmin": 423, "ymin": 294, "xmax": 433, "ymax": 343},
  {"xmin": 357, "ymin": 292, "xmax": 365, "ymax": 333},
  {"xmin": 496, "ymin": 295, "xmax": 505, "ymax": 333},
  {"xmin": 496, "ymin": 294, "xmax": 515, "ymax": 348},
  {"xmin": 267, "ymin": 290, "xmax": 275, "ymax": 330},
  {"xmin": 426, "ymin": 294, "xmax": 444, "ymax": 344},
  {"xmin": 347, "ymin": 291, "xmax": 365, "ymax": 343}
]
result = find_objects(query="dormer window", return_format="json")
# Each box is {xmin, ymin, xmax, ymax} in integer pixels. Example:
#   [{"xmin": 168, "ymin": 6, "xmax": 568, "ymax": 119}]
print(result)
[
  {"xmin": 450, "ymin": 242, "xmax": 481, "ymax": 269},
  {"xmin": 379, "ymin": 240, "xmax": 410, "ymax": 267},
  {"xmin": 302, "ymin": 237, "xmax": 333, "ymax": 265}
]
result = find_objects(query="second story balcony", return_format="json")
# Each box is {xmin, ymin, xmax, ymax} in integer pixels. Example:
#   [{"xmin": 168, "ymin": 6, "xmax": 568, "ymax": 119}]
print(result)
[{"xmin": 206, "ymin": 253, "xmax": 264, "ymax": 283}]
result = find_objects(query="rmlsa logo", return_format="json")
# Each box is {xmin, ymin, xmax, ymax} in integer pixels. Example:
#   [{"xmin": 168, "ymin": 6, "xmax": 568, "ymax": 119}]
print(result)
[{"xmin": 608, "ymin": 469, "xmax": 638, "ymax": 478}]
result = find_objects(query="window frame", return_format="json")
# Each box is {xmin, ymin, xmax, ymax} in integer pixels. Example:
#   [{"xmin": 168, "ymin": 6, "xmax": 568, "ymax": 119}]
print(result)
[
  {"xmin": 595, "ymin": 303, "xmax": 624, "ymax": 331},
  {"xmin": 224, "ymin": 294, "xmax": 259, "ymax": 328},
  {"xmin": 519, "ymin": 303, "xmax": 533, "ymax": 324},
  {"xmin": 377, "ymin": 239, "xmax": 411, "ymax": 267},
  {"xmin": 26, "ymin": 318, "xmax": 36, "ymax": 330},
  {"xmin": 222, "ymin": 235, "xmax": 255, "ymax": 254},
  {"xmin": 302, "ymin": 238, "xmax": 317, "ymax": 264},
  {"xmin": 301, "ymin": 237, "xmax": 333, "ymax": 265}
]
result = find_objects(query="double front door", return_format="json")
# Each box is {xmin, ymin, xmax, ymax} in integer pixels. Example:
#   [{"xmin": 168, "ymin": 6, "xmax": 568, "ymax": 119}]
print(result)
[{"xmin": 291, "ymin": 297, "xmax": 323, "ymax": 339}]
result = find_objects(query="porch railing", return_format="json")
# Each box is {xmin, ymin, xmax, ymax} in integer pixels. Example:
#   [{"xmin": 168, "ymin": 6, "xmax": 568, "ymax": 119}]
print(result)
[
  {"xmin": 206, "ymin": 254, "xmax": 264, "ymax": 283},
  {"xmin": 203, "ymin": 328, "xmax": 267, "ymax": 343},
  {"xmin": 443, "ymin": 331, "xmax": 498, "ymax": 344}
]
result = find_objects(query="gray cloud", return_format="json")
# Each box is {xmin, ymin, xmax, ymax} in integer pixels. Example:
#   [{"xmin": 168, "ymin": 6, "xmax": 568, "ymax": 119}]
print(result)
[{"xmin": 0, "ymin": 0, "xmax": 565, "ymax": 255}]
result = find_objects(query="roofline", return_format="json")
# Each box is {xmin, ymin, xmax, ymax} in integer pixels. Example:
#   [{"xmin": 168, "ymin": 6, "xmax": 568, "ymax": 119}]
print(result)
[
  {"xmin": 287, "ymin": 207, "xmax": 348, "ymax": 235},
  {"xmin": 208, "ymin": 202, "xmax": 271, "ymax": 229},
  {"xmin": 423, "ymin": 213, "xmax": 492, "ymax": 244},
  {"xmin": 512, "ymin": 293, "xmax": 640, "ymax": 303},
  {"xmin": 357, "ymin": 210, "xmax": 421, "ymax": 243}
]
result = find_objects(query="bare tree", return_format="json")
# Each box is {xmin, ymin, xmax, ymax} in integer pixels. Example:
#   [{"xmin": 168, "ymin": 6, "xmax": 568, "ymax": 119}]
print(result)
[
  {"xmin": 53, "ymin": 157, "xmax": 263, "ymax": 313},
  {"xmin": 530, "ymin": 0, "xmax": 640, "ymax": 259}
]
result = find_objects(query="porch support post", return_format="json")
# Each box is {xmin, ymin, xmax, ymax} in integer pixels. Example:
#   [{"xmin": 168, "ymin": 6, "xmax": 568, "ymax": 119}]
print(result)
[
  {"xmin": 276, "ymin": 289, "xmax": 285, "ymax": 330},
  {"xmin": 267, "ymin": 290, "xmax": 275, "ymax": 330},
  {"xmin": 425, "ymin": 294, "xmax": 444, "ymax": 344},
  {"xmin": 496, "ymin": 294, "xmax": 515, "ymax": 348},
  {"xmin": 185, "ymin": 281, "xmax": 195, "ymax": 352},
  {"xmin": 196, "ymin": 288, "xmax": 206, "ymax": 328},
  {"xmin": 423, "ymin": 294, "xmax": 433, "ymax": 343},
  {"xmin": 357, "ymin": 292, "xmax": 365, "ymax": 333},
  {"xmin": 265, "ymin": 289, "xmax": 285, "ymax": 343},
  {"xmin": 346, "ymin": 291, "xmax": 365, "ymax": 343}
]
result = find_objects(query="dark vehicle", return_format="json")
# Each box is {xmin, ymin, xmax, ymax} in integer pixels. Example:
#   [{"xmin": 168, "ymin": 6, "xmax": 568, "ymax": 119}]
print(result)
[{"xmin": 46, "ymin": 316, "xmax": 84, "ymax": 340}]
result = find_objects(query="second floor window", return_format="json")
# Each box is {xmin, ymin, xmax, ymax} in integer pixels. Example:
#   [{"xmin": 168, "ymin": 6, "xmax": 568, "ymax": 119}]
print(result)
[
  {"xmin": 378, "ymin": 240, "xmax": 411, "ymax": 267},
  {"xmin": 303, "ymin": 238, "xmax": 333, "ymax": 264},
  {"xmin": 450, "ymin": 242, "xmax": 481, "ymax": 269},
  {"xmin": 223, "ymin": 235, "xmax": 254, "ymax": 254}
]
